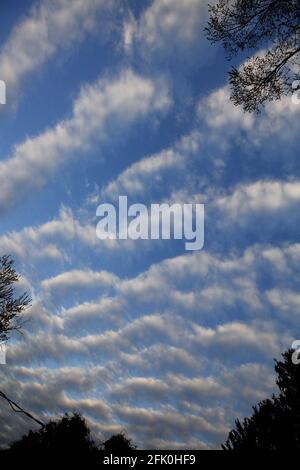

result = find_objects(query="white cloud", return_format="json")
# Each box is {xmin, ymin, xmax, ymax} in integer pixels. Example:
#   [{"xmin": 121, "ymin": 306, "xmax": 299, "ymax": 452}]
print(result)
[
  {"xmin": 41, "ymin": 269, "xmax": 119, "ymax": 294},
  {"xmin": 4, "ymin": 242, "xmax": 298, "ymax": 448},
  {"xmin": 216, "ymin": 180, "xmax": 300, "ymax": 218},
  {"xmin": 169, "ymin": 375, "xmax": 230, "ymax": 399},
  {"xmin": 192, "ymin": 321, "xmax": 281, "ymax": 355},
  {"xmin": 20, "ymin": 242, "xmax": 297, "ymax": 358},
  {"xmin": 0, "ymin": 206, "xmax": 96, "ymax": 261},
  {"xmin": 102, "ymin": 148, "xmax": 182, "ymax": 199},
  {"xmin": 114, "ymin": 404, "xmax": 227, "ymax": 442},
  {"xmin": 0, "ymin": 69, "xmax": 170, "ymax": 210},
  {"xmin": 199, "ymin": 83, "xmax": 300, "ymax": 141},
  {"xmin": 123, "ymin": 12, "xmax": 136, "ymax": 53},
  {"xmin": 110, "ymin": 374, "xmax": 229, "ymax": 403},
  {"xmin": 124, "ymin": 344, "xmax": 199, "ymax": 373},
  {"xmin": 100, "ymin": 131, "xmax": 200, "ymax": 200},
  {"xmin": 223, "ymin": 363, "xmax": 275, "ymax": 403},
  {"xmin": 0, "ymin": 0, "xmax": 116, "ymax": 92},
  {"xmin": 63, "ymin": 297, "xmax": 124, "ymax": 329},
  {"xmin": 129, "ymin": 0, "xmax": 214, "ymax": 62},
  {"xmin": 198, "ymin": 86, "xmax": 255, "ymax": 131},
  {"xmin": 2, "ymin": 3, "xmax": 300, "ymax": 451},
  {"xmin": 266, "ymin": 289, "xmax": 300, "ymax": 314},
  {"xmin": 111, "ymin": 377, "xmax": 169, "ymax": 400}
]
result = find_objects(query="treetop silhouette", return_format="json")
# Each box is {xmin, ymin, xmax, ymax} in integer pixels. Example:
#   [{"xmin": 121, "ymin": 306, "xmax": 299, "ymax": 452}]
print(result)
[
  {"xmin": 206, "ymin": 0, "xmax": 300, "ymax": 112},
  {"xmin": 223, "ymin": 349, "xmax": 300, "ymax": 450},
  {"xmin": 1, "ymin": 413, "xmax": 136, "ymax": 457}
]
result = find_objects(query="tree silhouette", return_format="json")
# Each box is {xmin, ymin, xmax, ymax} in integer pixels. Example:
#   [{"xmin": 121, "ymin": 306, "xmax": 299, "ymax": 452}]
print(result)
[
  {"xmin": 1, "ymin": 413, "xmax": 136, "ymax": 457},
  {"xmin": 101, "ymin": 432, "xmax": 136, "ymax": 452},
  {"xmin": 0, "ymin": 255, "xmax": 30, "ymax": 342},
  {"xmin": 206, "ymin": 0, "xmax": 300, "ymax": 112},
  {"xmin": 7, "ymin": 413, "xmax": 98, "ymax": 454},
  {"xmin": 223, "ymin": 349, "xmax": 300, "ymax": 450}
]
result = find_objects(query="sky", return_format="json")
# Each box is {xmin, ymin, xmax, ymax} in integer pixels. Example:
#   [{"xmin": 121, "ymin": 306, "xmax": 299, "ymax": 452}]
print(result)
[{"xmin": 0, "ymin": 0, "xmax": 300, "ymax": 450}]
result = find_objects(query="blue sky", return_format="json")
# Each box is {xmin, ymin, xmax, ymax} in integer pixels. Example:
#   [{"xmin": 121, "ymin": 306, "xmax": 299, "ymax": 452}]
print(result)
[{"xmin": 0, "ymin": 0, "xmax": 300, "ymax": 450}]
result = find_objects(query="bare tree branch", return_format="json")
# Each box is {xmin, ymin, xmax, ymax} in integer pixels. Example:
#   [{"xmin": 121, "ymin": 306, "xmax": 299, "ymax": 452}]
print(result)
[
  {"xmin": 0, "ymin": 255, "xmax": 31, "ymax": 342},
  {"xmin": 206, "ymin": 0, "xmax": 300, "ymax": 111}
]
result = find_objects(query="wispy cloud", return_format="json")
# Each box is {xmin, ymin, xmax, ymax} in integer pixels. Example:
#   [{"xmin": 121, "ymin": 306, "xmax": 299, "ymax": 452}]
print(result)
[
  {"xmin": 0, "ymin": 0, "xmax": 116, "ymax": 95},
  {"xmin": 99, "ymin": 131, "xmax": 200, "ymax": 200},
  {"xmin": 124, "ymin": 0, "xmax": 215, "ymax": 64},
  {"xmin": 0, "ymin": 69, "xmax": 170, "ymax": 210}
]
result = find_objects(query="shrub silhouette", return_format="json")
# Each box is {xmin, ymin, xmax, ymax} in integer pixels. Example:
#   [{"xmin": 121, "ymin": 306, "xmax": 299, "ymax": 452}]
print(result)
[{"xmin": 223, "ymin": 349, "xmax": 300, "ymax": 450}]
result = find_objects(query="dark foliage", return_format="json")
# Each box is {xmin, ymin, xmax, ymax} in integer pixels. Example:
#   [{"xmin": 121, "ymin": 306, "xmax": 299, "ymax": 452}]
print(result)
[
  {"xmin": 206, "ymin": 0, "xmax": 300, "ymax": 112},
  {"xmin": 1, "ymin": 413, "xmax": 136, "ymax": 458},
  {"xmin": 8, "ymin": 413, "xmax": 98, "ymax": 454},
  {"xmin": 223, "ymin": 349, "xmax": 300, "ymax": 449},
  {"xmin": 101, "ymin": 432, "xmax": 136, "ymax": 452},
  {"xmin": 0, "ymin": 255, "xmax": 30, "ymax": 342}
]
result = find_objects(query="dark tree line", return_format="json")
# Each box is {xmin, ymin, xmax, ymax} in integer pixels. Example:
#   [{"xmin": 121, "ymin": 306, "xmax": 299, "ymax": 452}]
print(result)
[
  {"xmin": 206, "ymin": 0, "xmax": 300, "ymax": 112},
  {"xmin": 0, "ymin": 413, "xmax": 136, "ymax": 457},
  {"xmin": 223, "ymin": 349, "xmax": 300, "ymax": 450}
]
